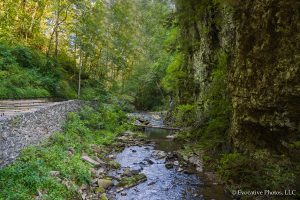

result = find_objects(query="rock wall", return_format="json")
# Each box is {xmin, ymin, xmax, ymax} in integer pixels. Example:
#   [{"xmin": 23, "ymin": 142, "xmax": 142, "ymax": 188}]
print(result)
[
  {"xmin": 175, "ymin": 0, "xmax": 299, "ymax": 153},
  {"xmin": 0, "ymin": 100, "xmax": 85, "ymax": 168},
  {"xmin": 229, "ymin": 0, "xmax": 300, "ymax": 152}
]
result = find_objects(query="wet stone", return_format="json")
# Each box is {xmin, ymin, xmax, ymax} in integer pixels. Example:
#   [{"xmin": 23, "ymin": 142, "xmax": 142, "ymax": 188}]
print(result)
[
  {"xmin": 173, "ymin": 161, "xmax": 179, "ymax": 166},
  {"xmin": 97, "ymin": 179, "xmax": 113, "ymax": 189},
  {"xmin": 165, "ymin": 162, "xmax": 173, "ymax": 169}
]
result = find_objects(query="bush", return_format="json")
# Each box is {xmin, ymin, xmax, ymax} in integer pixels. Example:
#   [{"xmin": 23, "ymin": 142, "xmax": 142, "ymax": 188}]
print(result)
[
  {"xmin": 218, "ymin": 150, "xmax": 296, "ymax": 191},
  {"xmin": 0, "ymin": 43, "xmax": 17, "ymax": 70},
  {"xmin": 174, "ymin": 104, "xmax": 196, "ymax": 127},
  {"xmin": 56, "ymin": 80, "xmax": 77, "ymax": 99},
  {"xmin": 11, "ymin": 46, "xmax": 35, "ymax": 68},
  {"xmin": 0, "ymin": 42, "xmax": 78, "ymax": 99}
]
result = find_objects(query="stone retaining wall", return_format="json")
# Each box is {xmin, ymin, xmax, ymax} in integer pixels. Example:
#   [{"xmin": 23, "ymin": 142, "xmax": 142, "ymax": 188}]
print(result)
[{"xmin": 0, "ymin": 100, "xmax": 86, "ymax": 168}]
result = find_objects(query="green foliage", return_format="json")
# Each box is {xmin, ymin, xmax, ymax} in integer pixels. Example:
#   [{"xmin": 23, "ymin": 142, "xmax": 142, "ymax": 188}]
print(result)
[
  {"xmin": 0, "ymin": 105, "xmax": 130, "ymax": 199},
  {"xmin": 191, "ymin": 51, "xmax": 232, "ymax": 151},
  {"xmin": 162, "ymin": 53, "xmax": 185, "ymax": 93},
  {"xmin": 174, "ymin": 104, "xmax": 196, "ymax": 127},
  {"xmin": 0, "ymin": 42, "xmax": 79, "ymax": 99},
  {"xmin": 203, "ymin": 51, "xmax": 231, "ymax": 118},
  {"xmin": 56, "ymin": 80, "xmax": 77, "ymax": 99},
  {"xmin": 11, "ymin": 46, "xmax": 37, "ymax": 68},
  {"xmin": 109, "ymin": 94, "xmax": 135, "ymax": 112},
  {"xmin": 0, "ymin": 0, "xmax": 175, "ymax": 108},
  {"xmin": 174, "ymin": 51, "xmax": 231, "ymax": 150},
  {"xmin": 119, "ymin": 0, "xmax": 174, "ymax": 110},
  {"xmin": 218, "ymin": 150, "xmax": 296, "ymax": 191},
  {"xmin": 0, "ymin": 43, "xmax": 16, "ymax": 70}
]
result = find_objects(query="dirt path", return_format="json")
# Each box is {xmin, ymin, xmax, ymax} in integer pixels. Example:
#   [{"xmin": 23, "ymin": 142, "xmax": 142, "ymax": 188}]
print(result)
[{"xmin": 0, "ymin": 99, "xmax": 61, "ymax": 119}]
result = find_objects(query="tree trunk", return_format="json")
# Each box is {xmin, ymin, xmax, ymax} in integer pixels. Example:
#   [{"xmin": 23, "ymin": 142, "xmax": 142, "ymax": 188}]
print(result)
[
  {"xmin": 78, "ymin": 49, "xmax": 82, "ymax": 98},
  {"xmin": 54, "ymin": 3, "xmax": 60, "ymax": 61}
]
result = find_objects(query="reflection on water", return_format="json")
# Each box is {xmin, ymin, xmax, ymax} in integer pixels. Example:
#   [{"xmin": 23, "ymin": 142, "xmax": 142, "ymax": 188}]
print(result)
[{"xmin": 144, "ymin": 127, "xmax": 177, "ymax": 152}]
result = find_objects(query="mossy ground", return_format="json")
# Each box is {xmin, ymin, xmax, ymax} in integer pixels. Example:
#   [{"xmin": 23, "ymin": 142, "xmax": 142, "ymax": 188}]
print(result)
[{"xmin": 117, "ymin": 174, "xmax": 147, "ymax": 188}]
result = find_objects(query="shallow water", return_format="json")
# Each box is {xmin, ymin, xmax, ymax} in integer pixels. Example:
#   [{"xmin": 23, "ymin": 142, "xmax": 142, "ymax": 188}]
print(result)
[
  {"xmin": 114, "ymin": 145, "xmax": 203, "ymax": 200},
  {"xmin": 111, "ymin": 124, "xmax": 231, "ymax": 200}
]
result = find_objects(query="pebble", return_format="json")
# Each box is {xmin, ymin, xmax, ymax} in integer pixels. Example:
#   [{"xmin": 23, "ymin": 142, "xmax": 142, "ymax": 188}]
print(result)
[
  {"xmin": 177, "ymin": 167, "xmax": 183, "ymax": 172},
  {"xmin": 108, "ymin": 154, "xmax": 115, "ymax": 159},
  {"xmin": 148, "ymin": 181, "xmax": 156, "ymax": 186},
  {"xmin": 49, "ymin": 171, "xmax": 60, "ymax": 177},
  {"xmin": 144, "ymin": 158, "xmax": 154, "ymax": 165},
  {"xmin": 165, "ymin": 162, "xmax": 173, "ymax": 169}
]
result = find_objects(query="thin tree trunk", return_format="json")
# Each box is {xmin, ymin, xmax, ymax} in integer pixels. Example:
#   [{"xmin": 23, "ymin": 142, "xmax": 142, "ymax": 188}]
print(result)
[
  {"xmin": 78, "ymin": 49, "xmax": 82, "ymax": 98},
  {"xmin": 47, "ymin": 2, "xmax": 69, "ymax": 58},
  {"xmin": 156, "ymin": 81, "xmax": 165, "ymax": 100},
  {"xmin": 54, "ymin": 2, "xmax": 60, "ymax": 60},
  {"xmin": 29, "ymin": 1, "xmax": 38, "ymax": 36},
  {"xmin": 74, "ymin": 33, "xmax": 77, "ymax": 79},
  {"xmin": 21, "ymin": 0, "xmax": 27, "ymax": 40}
]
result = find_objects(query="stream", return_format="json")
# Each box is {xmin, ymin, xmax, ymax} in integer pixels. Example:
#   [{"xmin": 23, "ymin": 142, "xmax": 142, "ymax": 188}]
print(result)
[{"xmin": 108, "ymin": 113, "xmax": 231, "ymax": 200}]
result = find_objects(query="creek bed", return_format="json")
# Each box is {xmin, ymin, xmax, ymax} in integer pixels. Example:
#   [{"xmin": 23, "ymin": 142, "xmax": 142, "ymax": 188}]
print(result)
[{"xmin": 108, "ymin": 125, "xmax": 231, "ymax": 200}]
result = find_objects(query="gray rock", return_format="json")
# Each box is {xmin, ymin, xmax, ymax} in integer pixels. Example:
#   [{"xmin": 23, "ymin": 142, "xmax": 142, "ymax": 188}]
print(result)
[
  {"xmin": 148, "ymin": 181, "xmax": 156, "ymax": 186},
  {"xmin": 166, "ymin": 135, "xmax": 176, "ymax": 139},
  {"xmin": 49, "ymin": 171, "xmax": 60, "ymax": 177},
  {"xmin": 108, "ymin": 154, "xmax": 115, "ymax": 159},
  {"xmin": 82, "ymin": 156, "xmax": 101, "ymax": 166},
  {"xmin": 152, "ymin": 150, "xmax": 166, "ymax": 159},
  {"xmin": 177, "ymin": 167, "xmax": 183, "ymax": 172},
  {"xmin": 97, "ymin": 179, "xmax": 113, "ymax": 189},
  {"xmin": 144, "ymin": 158, "xmax": 154, "ymax": 165},
  {"xmin": 173, "ymin": 161, "xmax": 179, "ymax": 166},
  {"xmin": 165, "ymin": 162, "xmax": 173, "ymax": 169}
]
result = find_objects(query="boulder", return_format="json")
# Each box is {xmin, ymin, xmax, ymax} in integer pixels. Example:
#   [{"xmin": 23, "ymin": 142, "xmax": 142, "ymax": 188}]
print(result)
[
  {"xmin": 152, "ymin": 150, "xmax": 166, "ymax": 159},
  {"xmin": 100, "ymin": 193, "xmax": 108, "ymax": 200},
  {"xmin": 166, "ymin": 135, "xmax": 176, "ymax": 139},
  {"xmin": 97, "ymin": 179, "xmax": 113, "ymax": 189}
]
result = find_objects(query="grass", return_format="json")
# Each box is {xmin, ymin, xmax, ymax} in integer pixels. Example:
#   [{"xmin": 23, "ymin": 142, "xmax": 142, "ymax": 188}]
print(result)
[{"xmin": 0, "ymin": 104, "xmax": 130, "ymax": 199}]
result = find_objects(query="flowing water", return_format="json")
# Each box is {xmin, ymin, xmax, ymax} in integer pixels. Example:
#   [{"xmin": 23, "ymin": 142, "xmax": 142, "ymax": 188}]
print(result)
[{"xmin": 110, "ymin": 113, "xmax": 232, "ymax": 200}]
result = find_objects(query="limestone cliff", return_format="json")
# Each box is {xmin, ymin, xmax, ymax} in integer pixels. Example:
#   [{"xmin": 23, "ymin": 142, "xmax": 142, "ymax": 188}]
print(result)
[
  {"xmin": 229, "ymin": 0, "xmax": 300, "ymax": 152},
  {"xmin": 174, "ymin": 0, "xmax": 300, "ymax": 154}
]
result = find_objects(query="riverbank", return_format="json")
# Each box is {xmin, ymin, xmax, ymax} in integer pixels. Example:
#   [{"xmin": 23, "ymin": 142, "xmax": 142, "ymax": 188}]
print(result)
[
  {"xmin": 0, "ymin": 104, "xmax": 129, "ymax": 199},
  {"xmin": 0, "ymin": 106, "xmax": 231, "ymax": 200}
]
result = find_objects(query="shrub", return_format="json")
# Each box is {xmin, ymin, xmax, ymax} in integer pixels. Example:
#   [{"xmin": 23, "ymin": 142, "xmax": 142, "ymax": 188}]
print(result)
[
  {"xmin": 218, "ymin": 150, "xmax": 296, "ymax": 191},
  {"xmin": 0, "ymin": 43, "xmax": 16, "ymax": 70},
  {"xmin": 174, "ymin": 104, "xmax": 196, "ymax": 127}
]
